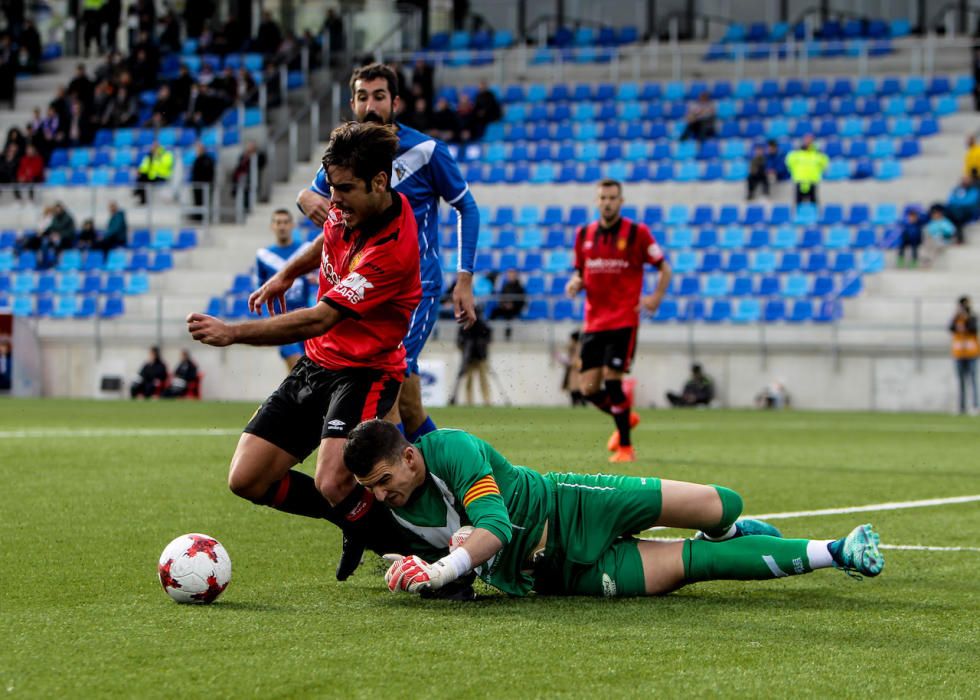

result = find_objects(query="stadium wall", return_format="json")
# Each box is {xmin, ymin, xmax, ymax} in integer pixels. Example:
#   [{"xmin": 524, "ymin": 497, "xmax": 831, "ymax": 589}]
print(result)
[{"xmin": 34, "ymin": 335, "xmax": 962, "ymax": 413}]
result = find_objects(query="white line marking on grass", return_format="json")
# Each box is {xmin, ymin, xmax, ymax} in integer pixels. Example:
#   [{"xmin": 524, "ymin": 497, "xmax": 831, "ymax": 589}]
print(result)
[
  {"xmin": 0, "ymin": 428, "xmax": 241, "ymax": 439},
  {"xmin": 639, "ymin": 537, "xmax": 980, "ymax": 553},
  {"xmin": 746, "ymin": 495, "xmax": 980, "ymax": 520}
]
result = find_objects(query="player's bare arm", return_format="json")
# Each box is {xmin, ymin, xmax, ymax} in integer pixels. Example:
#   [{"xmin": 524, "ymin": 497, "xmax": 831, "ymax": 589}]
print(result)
[
  {"xmin": 296, "ymin": 188, "xmax": 332, "ymax": 227},
  {"xmin": 641, "ymin": 259, "xmax": 673, "ymax": 314},
  {"xmin": 565, "ymin": 271, "xmax": 583, "ymax": 297},
  {"xmin": 187, "ymin": 301, "xmax": 342, "ymax": 348},
  {"xmin": 248, "ymin": 233, "xmax": 323, "ymax": 315},
  {"xmin": 453, "ymin": 270, "xmax": 477, "ymax": 328}
]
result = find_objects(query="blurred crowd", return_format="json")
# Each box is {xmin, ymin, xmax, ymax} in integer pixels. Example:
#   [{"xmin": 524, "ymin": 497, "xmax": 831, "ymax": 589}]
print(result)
[{"xmin": 14, "ymin": 200, "xmax": 128, "ymax": 269}]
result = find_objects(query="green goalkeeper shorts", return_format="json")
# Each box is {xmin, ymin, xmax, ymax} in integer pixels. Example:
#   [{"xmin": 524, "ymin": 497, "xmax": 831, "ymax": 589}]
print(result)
[{"xmin": 533, "ymin": 472, "xmax": 662, "ymax": 597}]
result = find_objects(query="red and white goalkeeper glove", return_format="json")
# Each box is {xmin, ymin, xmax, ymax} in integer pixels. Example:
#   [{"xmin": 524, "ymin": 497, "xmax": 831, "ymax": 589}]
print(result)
[{"xmin": 383, "ymin": 548, "xmax": 472, "ymax": 594}]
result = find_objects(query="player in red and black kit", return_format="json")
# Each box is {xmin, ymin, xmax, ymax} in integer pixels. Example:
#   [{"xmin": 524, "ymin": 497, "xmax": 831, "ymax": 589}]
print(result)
[
  {"xmin": 187, "ymin": 122, "xmax": 422, "ymax": 581},
  {"xmin": 565, "ymin": 179, "xmax": 672, "ymax": 463}
]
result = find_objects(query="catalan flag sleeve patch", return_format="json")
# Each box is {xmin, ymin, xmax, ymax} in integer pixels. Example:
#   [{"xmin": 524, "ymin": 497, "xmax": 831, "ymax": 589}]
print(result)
[{"xmin": 462, "ymin": 475, "xmax": 500, "ymax": 508}]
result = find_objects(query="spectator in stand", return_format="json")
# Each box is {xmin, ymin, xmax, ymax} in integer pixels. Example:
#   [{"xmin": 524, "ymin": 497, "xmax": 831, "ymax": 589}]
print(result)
[
  {"xmin": 183, "ymin": 0, "xmax": 215, "ymax": 39},
  {"xmin": 921, "ymin": 206, "xmax": 956, "ymax": 266},
  {"xmin": 456, "ymin": 93, "xmax": 481, "ymax": 142},
  {"xmin": 897, "ymin": 208, "xmax": 923, "ymax": 268},
  {"xmin": 667, "ymin": 364, "xmax": 715, "ymax": 408},
  {"xmin": 236, "ymin": 67, "xmax": 258, "ymax": 104},
  {"xmin": 965, "ymin": 135, "xmax": 980, "ymax": 181},
  {"xmin": 231, "ymin": 140, "xmax": 267, "ymax": 212},
  {"xmin": 4, "ymin": 127, "xmax": 26, "ymax": 158},
  {"xmin": 66, "ymin": 99, "xmax": 94, "ymax": 146},
  {"xmin": 785, "ymin": 134, "xmax": 829, "ymax": 205},
  {"xmin": 429, "ymin": 97, "xmax": 462, "ymax": 143},
  {"xmin": 765, "ymin": 139, "xmax": 788, "ymax": 182},
  {"xmin": 972, "ymin": 47, "xmax": 980, "ymax": 112},
  {"xmin": 945, "ymin": 175, "xmax": 979, "ymax": 243},
  {"xmin": 19, "ymin": 202, "xmax": 77, "ymax": 269},
  {"xmin": 103, "ymin": 0, "xmax": 122, "ymax": 51},
  {"xmin": 130, "ymin": 346, "xmax": 168, "ymax": 399},
  {"xmin": 950, "ymin": 295, "xmax": 979, "ymax": 414},
  {"xmin": 189, "ymin": 143, "xmax": 214, "ymax": 220},
  {"xmin": 105, "ymin": 85, "xmax": 137, "ymax": 128},
  {"xmin": 301, "ymin": 29, "xmax": 321, "ymax": 69},
  {"xmin": 0, "ymin": 34, "xmax": 15, "ymax": 109},
  {"xmin": 400, "ymin": 96, "xmax": 430, "ymax": 133},
  {"xmin": 474, "ymin": 79, "xmax": 502, "ymax": 128},
  {"xmin": 19, "ymin": 19, "xmax": 42, "ymax": 73},
  {"xmin": 144, "ymin": 84, "xmax": 179, "ymax": 127},
  {"xmin": 157, "ymin": 11, "xmax": 181, "ymax": 53},
  {"xmin": 410, "ymin": 57, "xmax": 434, "ymax": 104},
  {"xmin": 40, "ymin": 105, "xmax": 62, "ymax": 151},
  {"xmin": 322, "ymin": 8, "xmax": 345, "ymax": 64},
  {"xmin": 0, "ymin": 144, "xmax": 19, "ymax": 192},
  {"xmin": 134, "ymin": 141, "xmax": 174, "ymax": 205},
  {"xmin": 680, "ymin": 92, "xmax": 716, "ymax": 141},
  {"xmin": 169, "ymin": 64, "xmax": 194, "ymax": 113},
  {"xmin": 162, "ymin": 350, "xmax": 199, "ymax": 398},
  {"xmin": 489, "ymin": 269, "xmax": 526, "ymax": 339},
  {"xmin": 101, "ymin": 200, "xmax": 128, "ymax": 251},
  {"xmin": 255, "ymin": 11, "xmax": 283, "ymax": 55},
  {"xmin": 67, "ymin": 64, "xmax": 95, "ymax": 108},
  {"xmin": 77, "ymin": 218, "xmax": 98, "ymax": 249},
  {"xmin": 128, "ymin": 48, "xmax": 157, "ymax": 93},
  {"xmin": 746, "ymin": 144, "xmax": 769, "ymax": 200},
  {"xmin": 212, "ymin": 66, "xmax": 238, "ymax": 105},
  {"xmin": 15, "ymin": 143, "xmax": 43, "ymax": 198},
  {"xmin": 83, "ymin": 0, "xmax": 106, "ymax": 57}
]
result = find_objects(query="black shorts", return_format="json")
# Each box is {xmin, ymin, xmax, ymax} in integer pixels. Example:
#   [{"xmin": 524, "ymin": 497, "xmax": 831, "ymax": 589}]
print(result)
[
  {"xmin": 244, "ymin": 356, "xmax": 402, "ymax": 461},
  {"xmin": 579, "ymin": 326, "xmax": 638, "ymax": 373}
]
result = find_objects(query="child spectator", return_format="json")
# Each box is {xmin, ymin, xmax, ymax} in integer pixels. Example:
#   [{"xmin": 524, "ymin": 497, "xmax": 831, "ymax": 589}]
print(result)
[{"xmin": 897, "ymin": 208, "xmax": 923, "ymax": 268}]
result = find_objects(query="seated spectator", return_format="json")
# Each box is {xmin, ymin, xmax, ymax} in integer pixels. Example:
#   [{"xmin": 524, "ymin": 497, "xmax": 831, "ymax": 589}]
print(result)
[
  {"xmin": 65, "ymin": 98, "xmax": 93, "ymax": 146},
  {"xmin": 0, "ymin": 143, "xmax": 19, "ymax": 190},
  {"xmin": 946, "ymin": 176, "xmax": 979, "ymax": 241},
  {"xmin": 4, "ymin": 127, "xmax": 26, "ymax": 158},
  {"xmin": 489, "ymin": 269, "xmax": 526, "ymax": 337},
  {"xmin": 897, "ymin": 208, "xmax": 923, "ymax": 268},
  {"xmin": 966, "ymin": 135, "xmax": 980, "ymax": 182},
  {"xmin": 922, "ymin": 206, "xmax": 956, "ymax": 266},
  {"xmin": 410, "ymin": 58, "xmax": 434, "ymax": 104},
  {"xmin": 474, "ymin": 79, "xmax": 502, "ymax": 128},
  {"xmin": 666, "ymin": 364, "xmax": 715, "ymax": 407},
  {"xmin": 158, "ymin": 12, "xmax": 181, "ymax": 53},
  {"xmin": 755, "ymin": 380, "xmax": 790, "ymax": 409},
  {"xmin": 144, "ymin": 85, "xmax": 180, "ymax": 127},
  {"xmin": 135, "ymin": 141, "xmax": 174, "ymax": 205},
  {"xmin": 104, "ymin": 86, "xmax": 138, "ymax": 128},
  {"xmin": 131, "ymin": 347, "xmax": 168, "ymax": 399},
  {"xmin": 40, "ymin": 105, "xmax": 62, "ymax": 149},
  {"xmin": 429, "ymin": 97, "xmax": 462, "ymax": 143},
  {"xmin": 746, "ymin": 144, "xmax": 769, "ymax": 200},
  {"xmin": 457, "ymin": 93, "xmax": 481, "ymax": 142},
  {"xmin": 15, "ymin": 144, "xmax": 44, "ymax": 197},
  {"xmin": 77, "ymin": 218, "xmax": 98, "ymax": 249},
  {"xmin": 765, "ymin": 139, "xmax": 789, "ymax": 181},
  {"xmin": 680, "ymin": 92, "xmax": 716, "ymax": 141},
  {"xmin": 101, "ymin": 200, "xmax": 128, "ymax": 251},
  {"xmin": 67, "ymin": 63, "xmax": 95, "ymax": 107},
  {"xmin": 18, "ymin": 202, "xmax": 76, "ymax": 269},
  {"xmin": 231, "ymin": 140, "xmax": 267, "ymax": 212},
  {"xmin": 162, "ymin": 350, "xmax": 199, "ymax": 398},
  {"xmin": 212, "ymin": 67, "xmax": 238, "ymax": 105},
  {"xmin": 236, "ymin": 67, "xmax": 258, "ymax": 104}
]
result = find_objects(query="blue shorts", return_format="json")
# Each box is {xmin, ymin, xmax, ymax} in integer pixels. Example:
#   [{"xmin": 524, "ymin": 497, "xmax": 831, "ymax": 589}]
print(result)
[
  {"xmin": 278, "ymin": 343, "xmax": 305, "ymax": 360},
  {"xmin": 403, "ymin": 295, "xmax": 440, "ymax": 376}
]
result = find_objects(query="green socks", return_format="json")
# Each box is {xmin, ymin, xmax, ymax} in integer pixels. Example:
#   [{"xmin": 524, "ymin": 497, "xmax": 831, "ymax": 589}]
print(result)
[
  {"xmin": 683, "ymin": 536, "xmax": 815, "ymax": 581},
  {"xmin": 700, "ymin": 485, "xmax": 744, "ymax": 540}
]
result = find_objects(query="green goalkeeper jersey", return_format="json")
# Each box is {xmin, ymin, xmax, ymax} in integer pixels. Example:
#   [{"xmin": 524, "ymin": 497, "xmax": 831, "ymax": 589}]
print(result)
[{"xmin": 395, "ymin": 429, "xmax": 554, "ymax": 596}]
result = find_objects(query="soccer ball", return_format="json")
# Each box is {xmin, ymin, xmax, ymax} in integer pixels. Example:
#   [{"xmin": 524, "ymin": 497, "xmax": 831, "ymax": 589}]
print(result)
[{"xmin": 158, "ymin": 533, "xmax": 232, "ymax": 604}]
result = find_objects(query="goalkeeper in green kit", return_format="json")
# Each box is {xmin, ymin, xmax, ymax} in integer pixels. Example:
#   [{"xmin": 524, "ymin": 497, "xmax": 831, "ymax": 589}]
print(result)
[{"xmin": 343, "ymin": 420, "xmax": 884, "ymax": 597}]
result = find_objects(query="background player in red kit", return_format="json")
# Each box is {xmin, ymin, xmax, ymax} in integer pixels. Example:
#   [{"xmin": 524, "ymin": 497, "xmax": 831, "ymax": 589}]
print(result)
[
  {"xmin": 565, "ymin": 179, "xmax": 672, "ymax": 463},
  {"xmin": 186, "ymin": 121, "xmax": 421, "ymax": 579}
]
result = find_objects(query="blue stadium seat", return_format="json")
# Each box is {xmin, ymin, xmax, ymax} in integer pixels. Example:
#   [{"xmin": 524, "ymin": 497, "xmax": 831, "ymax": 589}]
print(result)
[
  {"xmin": 824, "ymin": 226, "xmax": 851, "ymax": 250},
  {"xmin": 56, "ymin": 272, "xmax": 82, "ymax": 295},
  {"xmin": 175, "ymin": 229, "xmax": 198, "ymax": 250},
  {"xmin": 787, "ymin": 299, "xmax": 813, "ymax": 322},
  {"xmin": 762, "ymin": 299, "xmax": 784, "ymax": 322},
  {"xmin": 665, "ymin": 205, "xmax": 690, "ymax": 227},
  {"xmin": 698, "ymin": 252, "xmax": 722, "ymax": 273},
  {"xmin": 81, "ymin": 273, "xmax": 101, "ymax": 294},
  {"xmin": 750, "ymin": 250, "xmax": 776, "ymax": 273},
  {"xmin": 702, "ymin": 274, "xmax": 729, "ymax": 297},
  {"xmin": 652, "ymin": 299, "xmax": 677, "ymax": 323},
  {"xmin": 782, "ymin": 274, "xmax": 809, "ymax": 297},
  {"xmin": 805, "ymin": 252, "xmax": 829, "ymax": 272},
  {"xmin": 723, "ymin": 252, "xmax": 748, "ymax": 273},
  {"xmin": 799, "ymin": 228, "xmax": 823, "ymax": 249},
  {"xmin": 839, "ymin": 276, "xmax": 863, "ymax": 297},
  {"xmin": 101, "ymin": 296, "xmax": 125, "ymax": 319},
  {"xmin": 149, "ymin": 252, "xmax": 173, "ymax": 272},
  {"xmin": 678, "ymin": 299, "xmax": 705, "ymax": 322},
  {"xmin": 545, "ymin": 250, "xmax": 572, "ymax": 273},
  {"xmin": 872, "ymin": 203, "xmax": 899, "ymax": 226},
  {"xmin": 130, "ymin": 229, "xmax": 151, "ymax": 249},
  {"xmin": 730, "ymin": 275, "xmax": 753, "ymax": 296},
  {"xmin": 811, "ymin": 275, "xmax": 835, "ymax": 297},
  {"xmin": 495, "ymin": 230, "xmax": 517, "ymax": 249},
  {"xmin": 125, "ymin": 272, "xmax": 150, "ymax": 295},
  {"xmin": 668, "ymin": 227, "xmax": 694, "ymax": 249},
  {"xmin": 771, "ymin": 226, "xmax": 798, "ymax": 249},
  {"xmin": 521, "ymin": 299, "xmax": 548, "ymax": 321},
  {"xmin": 56, "ymin": 250, "xmax": 82, "ymax": 272},
  {"xmin": 704, "ymin": 299, "xmax": 731, "ymax": 323},
  {"xmin": 777, "ymin": 252, "xmax": 801, "ymax": 273},
  {"xmin": 832, "ymin": 252, "xmax": 856, "ymax": 272},
  {"xmin": 719, "ymin": 226, "xmax": 746, "ymax": 249},
  {"xmin": 671, "ymin": 251, "xmax": 697, "ymax": 274}
]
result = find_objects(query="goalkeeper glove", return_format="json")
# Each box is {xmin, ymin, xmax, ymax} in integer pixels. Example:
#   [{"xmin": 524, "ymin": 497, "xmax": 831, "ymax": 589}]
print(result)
[{"xmin": 383, "ymin": 548, "xmax": 472, "ymax": 594}]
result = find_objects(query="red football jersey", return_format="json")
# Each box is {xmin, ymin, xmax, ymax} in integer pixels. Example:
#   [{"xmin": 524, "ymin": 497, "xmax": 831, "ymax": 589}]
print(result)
[
  {"xmin": 573, "ymin": 217, "xmax": 665, "ymax": 333},
  {"xmin": 304, "ymin": 192, "xmax": 422, "ymax": 373}
]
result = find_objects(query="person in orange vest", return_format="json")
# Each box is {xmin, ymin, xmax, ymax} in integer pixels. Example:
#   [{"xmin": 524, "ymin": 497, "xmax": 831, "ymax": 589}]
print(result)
[{"xmin": 949, "ymin": 295, "xmax": 979, "ymax": 414}]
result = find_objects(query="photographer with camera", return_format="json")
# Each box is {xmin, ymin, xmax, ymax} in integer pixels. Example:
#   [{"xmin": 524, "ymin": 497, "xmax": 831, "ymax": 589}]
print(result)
[{"xmin": 449, "ymin": 305, "xmax": 493, "ymax": 406}]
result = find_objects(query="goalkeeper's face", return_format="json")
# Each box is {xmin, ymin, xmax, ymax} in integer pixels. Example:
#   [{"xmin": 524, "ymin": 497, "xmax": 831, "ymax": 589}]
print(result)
[
  {"xmin": 355, "ymin": 446, "xmax": 425, "ymax": 508},
  {"xmin": 350, "ymin": 77, "xmax": 398, "ymax": 126}
]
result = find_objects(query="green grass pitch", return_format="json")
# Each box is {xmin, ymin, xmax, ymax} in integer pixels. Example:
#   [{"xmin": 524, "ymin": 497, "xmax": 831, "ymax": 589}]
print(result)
[{"xmin": 1, "ymin": 399, "xmax": 978, "ymax": 698}]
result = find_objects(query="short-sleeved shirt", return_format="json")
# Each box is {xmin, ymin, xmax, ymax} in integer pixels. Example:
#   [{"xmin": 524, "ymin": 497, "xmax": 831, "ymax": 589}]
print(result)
[
  {"xmin": 573, "ymin": 217, "xmax": 665, "ymax": 333},
  {"xmin": 305, "ymin": 192, "xmax": 421, "ymax": 374},
  {"xmin": 390, "ymin": 430, "xmax": 553, "ymax": 597},
  {"xmin": 311, "ymin": 122, "xmax": 475, "ymax": 299},
  {"xmin": 256, "ymin": 241, "xmax": 311, "ymax": 358}
]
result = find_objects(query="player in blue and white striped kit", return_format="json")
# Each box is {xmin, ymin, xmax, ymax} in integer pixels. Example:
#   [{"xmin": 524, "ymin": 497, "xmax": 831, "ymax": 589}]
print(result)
[
  {"xmin": 255, "ymin": 208, "xmax": 311, "ymax": 370},
  {"xmin": 296, "ymin": 63, "xmax": 480, "ymax": 444}
]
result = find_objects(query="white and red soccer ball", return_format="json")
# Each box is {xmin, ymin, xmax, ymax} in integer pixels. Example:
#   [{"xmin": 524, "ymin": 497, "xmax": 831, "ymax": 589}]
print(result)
[{"xmin": 158, "ymin": 534, "xmax": 231, "ymax": 604}]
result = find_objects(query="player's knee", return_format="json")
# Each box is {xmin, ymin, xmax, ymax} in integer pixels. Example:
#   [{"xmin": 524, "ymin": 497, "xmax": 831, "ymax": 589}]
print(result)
[
  {"xmin": 227, "ymin": 454, "xmax": 268, "ymax": 501},
  {"xmin": 314, "ymin": 468, "xmax": 353, "ymax": 506},
  {"xmin": 710, "ymin": 485, "xmax": 743, "ymax": 529}
]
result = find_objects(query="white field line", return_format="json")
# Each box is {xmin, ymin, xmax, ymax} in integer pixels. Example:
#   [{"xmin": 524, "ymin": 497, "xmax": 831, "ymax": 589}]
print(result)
[{"xmin": 0, "ymin": 428, "xmax": 241, "ymax": 439}]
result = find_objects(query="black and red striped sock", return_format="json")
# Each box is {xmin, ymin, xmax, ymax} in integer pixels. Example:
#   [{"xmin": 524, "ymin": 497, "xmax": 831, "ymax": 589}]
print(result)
[
  {"xmin": 606, "ymin": 380, "xmax": 632, "ymax": 447},
  {"xmin": 258, "ymin": 470, "xmax": 334, "ymax": 520}
]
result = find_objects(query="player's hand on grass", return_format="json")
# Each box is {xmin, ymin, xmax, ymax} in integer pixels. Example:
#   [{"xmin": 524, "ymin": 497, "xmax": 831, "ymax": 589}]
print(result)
[
  {"xmin": 453, "ymin": 273, "xmax": 477, "ymax": 329},
  {"xmin": 297, "ymin": 189, "xmax": 331, "ymax": 227},
  {"xmin": 565, "ymin": 275, "xmax": 583, "ymax": 298},
  {"xmin": 383, "ymin": 554, "xmax": 454, "ymax": 593},
  {"xmin": 187, "ymin": 313, "xmax": 236, "ymax": 347},
  {"xmin": 248, "ymin": 273, "xmax": 292, "ymax": 317}
]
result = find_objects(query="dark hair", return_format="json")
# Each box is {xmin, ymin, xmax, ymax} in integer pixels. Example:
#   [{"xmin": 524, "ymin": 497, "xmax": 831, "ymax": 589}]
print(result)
[
  {"xmin": 597, "ymin": 178, "xmax": 622, "ymax": 193},
  {"xmin": 344, "ymin": 419, "xmax": 410, "ymax": 477},
  {"xmin": 321, "ymin": 121, "xmax": 399, "ymax": 188},
  {"xmin": 272, "ymin": 208, "xmax": 293, "ymax": 220},
  {"xmin": 349, "ymin": 63, "xmax": 400, "ymax": 102}
]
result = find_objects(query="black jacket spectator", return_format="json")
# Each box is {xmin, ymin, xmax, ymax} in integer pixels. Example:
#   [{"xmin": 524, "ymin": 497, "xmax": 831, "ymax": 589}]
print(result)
[
  {"xmin": 163, "ymin": 351, "xmax": 199, "ymax": 398},
  {"xmin": 0, "ymin": 144, "xmax": 19, "ymax": 185},
  {"xmin": 67, "ymin": 65, "xmax": 95, "ymax": 108},
  {"xmin": 490, "ymin": 270, "xmax": 527, "ymax": 321},
  {"xmin": 474, "ymin": 81, "xmax": 502, "ymax": 126},
  {"xmin": 131, "ymin": 347, "xmax": 168, "ymax": 399},
  {"xmin": 255, "ymin": 12, "xmax": 283, "ymax": 55}
]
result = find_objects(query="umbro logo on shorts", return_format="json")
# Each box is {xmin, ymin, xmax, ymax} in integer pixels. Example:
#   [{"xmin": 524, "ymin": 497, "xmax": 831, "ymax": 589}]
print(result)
[{"xmin": 327, "ymin": 419, "xmax": 346, "ymax": 429}]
